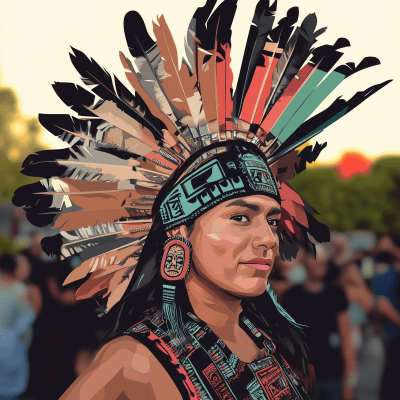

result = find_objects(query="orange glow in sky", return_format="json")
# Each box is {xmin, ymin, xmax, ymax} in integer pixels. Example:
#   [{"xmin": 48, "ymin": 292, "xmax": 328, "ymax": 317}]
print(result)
[{"xmin": 335, "ymin": 152, "xmax": 373, "ymax": 180}]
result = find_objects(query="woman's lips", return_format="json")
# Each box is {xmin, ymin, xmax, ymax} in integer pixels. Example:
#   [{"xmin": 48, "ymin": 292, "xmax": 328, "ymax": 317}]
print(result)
[
  {"xmin": 244, "ymin": 263, "xmax": 271, "ymax": 271},
  {"xmin": 240, "ymin": 258, "xmax": 272, "ymax": 271}
]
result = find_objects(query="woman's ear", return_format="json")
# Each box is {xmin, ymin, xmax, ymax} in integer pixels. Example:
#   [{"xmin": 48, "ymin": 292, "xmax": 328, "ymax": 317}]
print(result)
[{"xmin": 166, "ymin": 225, "xmax": 189, "ymax": 239}]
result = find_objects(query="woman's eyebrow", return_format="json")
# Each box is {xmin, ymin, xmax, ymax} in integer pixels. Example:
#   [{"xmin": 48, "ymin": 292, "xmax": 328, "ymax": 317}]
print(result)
[
  {"xmin": 225, "ymin": 199, "xmax": 260, "ymax": 212},
  {"xmin": 266, "ymin": 207, "xmax": 281, "ymax": 218}
]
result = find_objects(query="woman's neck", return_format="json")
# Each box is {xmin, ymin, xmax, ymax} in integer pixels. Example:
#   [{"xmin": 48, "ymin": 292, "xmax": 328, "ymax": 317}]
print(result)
[{"xmin": 184, "ymin": 270, "xmax": 243, "ymax": 332}]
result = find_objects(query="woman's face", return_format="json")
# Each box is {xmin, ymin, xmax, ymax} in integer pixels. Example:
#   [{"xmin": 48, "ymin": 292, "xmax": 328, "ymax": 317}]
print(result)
[{"xmin": 185, "ymin": 194, "xmax": 280, "ymax": 298}]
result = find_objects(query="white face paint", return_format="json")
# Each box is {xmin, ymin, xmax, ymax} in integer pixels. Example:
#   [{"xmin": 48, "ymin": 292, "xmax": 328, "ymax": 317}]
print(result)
[{"xmin": 188, "ymin": 194, "xmax": 281, "ymax": 298}]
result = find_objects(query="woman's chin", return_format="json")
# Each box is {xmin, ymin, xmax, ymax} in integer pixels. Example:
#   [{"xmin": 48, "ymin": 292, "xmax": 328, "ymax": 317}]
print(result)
[{"xmin": 226, "ymin": 277, "xmax": 269, "ymax": 298}]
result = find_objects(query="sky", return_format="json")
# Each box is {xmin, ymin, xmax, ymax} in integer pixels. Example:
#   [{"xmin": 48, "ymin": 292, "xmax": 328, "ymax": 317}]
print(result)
[{"xmin": 1, "ymin": 0, "xmax": 399, "ymax": 164}]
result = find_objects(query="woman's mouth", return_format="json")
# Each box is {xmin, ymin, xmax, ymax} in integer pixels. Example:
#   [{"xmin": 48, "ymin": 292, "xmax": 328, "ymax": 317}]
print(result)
[{"xmin": 240, "ymin": 258, "xmax": 272, "ymax": 271}]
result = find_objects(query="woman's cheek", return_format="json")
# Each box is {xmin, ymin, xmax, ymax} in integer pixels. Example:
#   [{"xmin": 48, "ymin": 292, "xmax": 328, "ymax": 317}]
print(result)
[
  {"xmin": 206, "ymin": 232, "xmax": 247, "ymax": 246},
  {"xmin": 205, "ymin": 232, "xmax": 249, "ymax": 268},
  {"xmin": 204, "ymin": 232, "xmax": 249, "ymax": 278}
]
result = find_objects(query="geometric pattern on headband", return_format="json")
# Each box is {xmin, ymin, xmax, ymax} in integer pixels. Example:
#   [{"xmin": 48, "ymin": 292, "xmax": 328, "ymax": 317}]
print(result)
[{"xmin": 160, "ymin": 146, "xmax": 279, "ymax": 231}]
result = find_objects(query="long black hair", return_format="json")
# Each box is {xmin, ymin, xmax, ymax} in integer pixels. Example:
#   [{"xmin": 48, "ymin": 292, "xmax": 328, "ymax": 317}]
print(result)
[
  {"xmin": 101, "ymin": 213, "xmax": 312, "ymax": 376},
  {"xmin": 100, "ymin": 142, "xmax": 313, "ymax": 376}
]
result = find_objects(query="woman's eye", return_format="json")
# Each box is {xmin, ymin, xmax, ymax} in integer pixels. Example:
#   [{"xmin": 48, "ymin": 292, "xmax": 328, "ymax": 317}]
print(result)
[
  {"xmin": 230, "ymin": 214, "xmax": 250, "ymax": 222},
  {"xmin": 268, "ymin": 219, "xmax": 280, "ymax": 227}
]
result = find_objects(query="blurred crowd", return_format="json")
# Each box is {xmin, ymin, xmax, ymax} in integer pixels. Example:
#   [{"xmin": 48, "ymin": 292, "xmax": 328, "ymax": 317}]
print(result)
[
  {"xmin": 1, "ymin": 209, "xmax": 400, "ymax": 400},
  {"xmin": 0, "ymin": 210, "xmax": 104, "ymax": 400},
  {"xmin": 270, "ymin": 232, "xmax": 400, "ymax": 400}
]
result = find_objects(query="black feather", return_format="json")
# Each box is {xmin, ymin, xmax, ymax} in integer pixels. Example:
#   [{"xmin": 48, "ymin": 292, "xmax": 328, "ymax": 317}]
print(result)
[
  {"xmin": 21, "ymin": 146, "xmax": 88, "ymax": 179},
  {"xmin": 294, "ymin": 142, "xmax": 327, "ymax": 174},
  {"xmin": 25, "ymin": 212, "xmax": 60, "ymax": 229},
  {"xmin": 268, "ymin": 80, "xmax": 392, "ymax": 163},
  {"xmin": 124, "ymin": 11, "xmax": 155, "ymax": 58},
  {"xmin": 279, "ymin": 229, "xmax": 300, "ymax": 261},
  {"xmin": 262, "ymin": 13, "xmax": 322, "ymax": 121},
  {"xmin": 233, "ymin": 0, "xmax": 276, "ymax": 119},
  {"xmin": 307, "ymin": 212, "xmax": 330, "ymax": 243},
  {"xmin": 184, "ymin": 0, "xmax": 219, "ymax": 71},
  {"xmin": 12, "ymin": 182, "xmax": 51, "ymax": 210},
  {"xmin": 113, "ymin": 77, "xmax": 167, "ymax": 138},
  {"xmin": 22, "ymin": 147, "xmax": 73, "ymax": 170},
  {"xmin": 69, "ymin": 48, "xmax": 164, "ymax": 138},
  {"xmin": 195, "ymin": 0, "xmax": 237, "ymax": 51},
  {"xmin": 269, "ymin": 7, "xmax": 299, "ymax": 48},
  {"xmin": 70, "ymin": 47, "xmax": 115, "ymax": 97},
  {"xmin": 335, "ymin": 56, "xmax": 380, "ymax": 77},
  {"xmin": 39, "ymin": 113, "xmax": 102, "ymax": 141},
  {"xmin": 309, "ymin": 37, "xmax": 350, "ymax": 73},
  {"xmin": 39, "ymin": 113, "xmax": 155, "ymax": 161},
  {"xmin": 52, "ymin": 82, "xmax": 98, "ymax": 117},
  {"xmin": 41, "ymin": 234, "xmax": 64, "ymax": 257}
]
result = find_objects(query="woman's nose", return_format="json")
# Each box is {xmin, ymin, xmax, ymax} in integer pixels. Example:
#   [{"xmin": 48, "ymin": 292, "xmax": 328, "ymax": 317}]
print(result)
[{"xmin": 251, "ymin": 221, "xmax": 277, "ymax": 250}]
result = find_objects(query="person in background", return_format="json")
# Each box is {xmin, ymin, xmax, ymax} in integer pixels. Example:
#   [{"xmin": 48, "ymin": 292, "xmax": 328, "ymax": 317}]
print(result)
[
  {"xmin": 330, "ymin": 234, "xmax": 354, "ymax": 268},
  {"xmin": 326, "ymin": 233, "xmax": 375, "ymax": 315},
  {"xmin": 268, "ymin": 256, "xmax": 294, "ymax": 301},
  {"xmin": 270, "ymin": 245, "xmax": 308, "ymax": 302},
  {"xmin": 0, "ymin": 254, "xmax": 36, "ymax": 400},
  {"xmin": 324, "ymin": 234, "xmax": 400, "ymax": 350},
  {"xmin": 11, "ymin": 214, "xmax": 103, "ymax": 398},
  {"xmin": 327, "ymin": 235, "xmax": 381, "ymax": 400},
  {"xmin": 13, "ymin": 254, "xmax": 42, "ymax": 317},
  {"xmin": 282, "ymin": 246, "xmax": 357, "ymax": 400},
  {"xmin": 372, "ymin": 251, "xmax": 400, "ymax": 400},
  {"xmin": 324, "ymin": 234, "xmax": 400, "ymax": 400},
  {"xmin": 20, "ymin": 235, "xmax": 92, "ymax": 400},
  {"xmin": 10, "ymin": 208, "xmax": 25, "ymax": 239}
]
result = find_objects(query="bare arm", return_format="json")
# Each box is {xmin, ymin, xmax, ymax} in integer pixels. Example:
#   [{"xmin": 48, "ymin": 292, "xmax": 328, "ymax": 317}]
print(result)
[
  {"xmin": 375, "ymin": 295, "xmax": 400, "ymax": 329},
  {"xmin": 60, "ymin": 336, "xmax": 183, "ymax": 400},
  {"xmin": 341, "ymin": 264, "xmax": 400, "ymax": 328},
  {"xmin": 340, "ymin": 263, "xmax": 374, "ymax": 314},
  {"xmin": 337, "ymin": 310, "xmax": 357, "ymax": 400}
]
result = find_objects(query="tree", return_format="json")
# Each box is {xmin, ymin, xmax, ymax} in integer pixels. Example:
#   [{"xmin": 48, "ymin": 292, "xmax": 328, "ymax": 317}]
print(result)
[
  {"xmin": 290, "ymin": 156, "xmax": 400, "ymax": 236},
  {"xmin": 0, "ymin": 69, "xmax": 46, "ymax": 202}
]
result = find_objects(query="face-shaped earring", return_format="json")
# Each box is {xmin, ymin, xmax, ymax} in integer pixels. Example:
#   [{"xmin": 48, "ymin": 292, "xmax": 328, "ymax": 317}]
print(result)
[
  {"xmin": 161, "ymin": 237, "xmax": 192, "ymax": 281},
  {"xmin": 160, "ymin": 236, "xmax": 192, "ymax": 347}
]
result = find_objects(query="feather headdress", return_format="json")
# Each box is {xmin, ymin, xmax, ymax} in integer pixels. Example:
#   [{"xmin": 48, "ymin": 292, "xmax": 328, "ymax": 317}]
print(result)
[{"xmin": 13, "ymin": 0, "xmax": 390, "ymax": 314}]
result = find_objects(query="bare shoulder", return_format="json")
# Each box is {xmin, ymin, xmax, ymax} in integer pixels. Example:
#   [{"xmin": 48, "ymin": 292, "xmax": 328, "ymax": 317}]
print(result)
[
  {"xmin": 103, "ymin": 335, "xmax": 184, "ymax": 400},
  {"xmin": 60, "ymin": 335, "xmax": 183, "ymax": 400},
  {"xmin": 95, "ymin": 335, "xmax": 152, "ymax": 365},
  {"xmin": 94, "ymin": 335, "xmax": 156, "ymax": 382},
  {"xmin": 96, "ymin": 335, "xmax": 145, "ymax": 356}
]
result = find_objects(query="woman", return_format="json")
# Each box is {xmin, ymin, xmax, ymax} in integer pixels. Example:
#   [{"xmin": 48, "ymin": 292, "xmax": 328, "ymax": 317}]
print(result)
[
  {"xmin": 59, "ymin": 142, "xmax": 315, "ymax": 399},
  {"xmin": 12, "ymin": 0, "xmax": 388, "ymax": 398},
  {"xmin": 0, "ymin": 255, "xmax": 36, "ymax": 400},
  {"xmin": 282, "ymin": 246, "xmax": 356, "ymax": 400}
]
